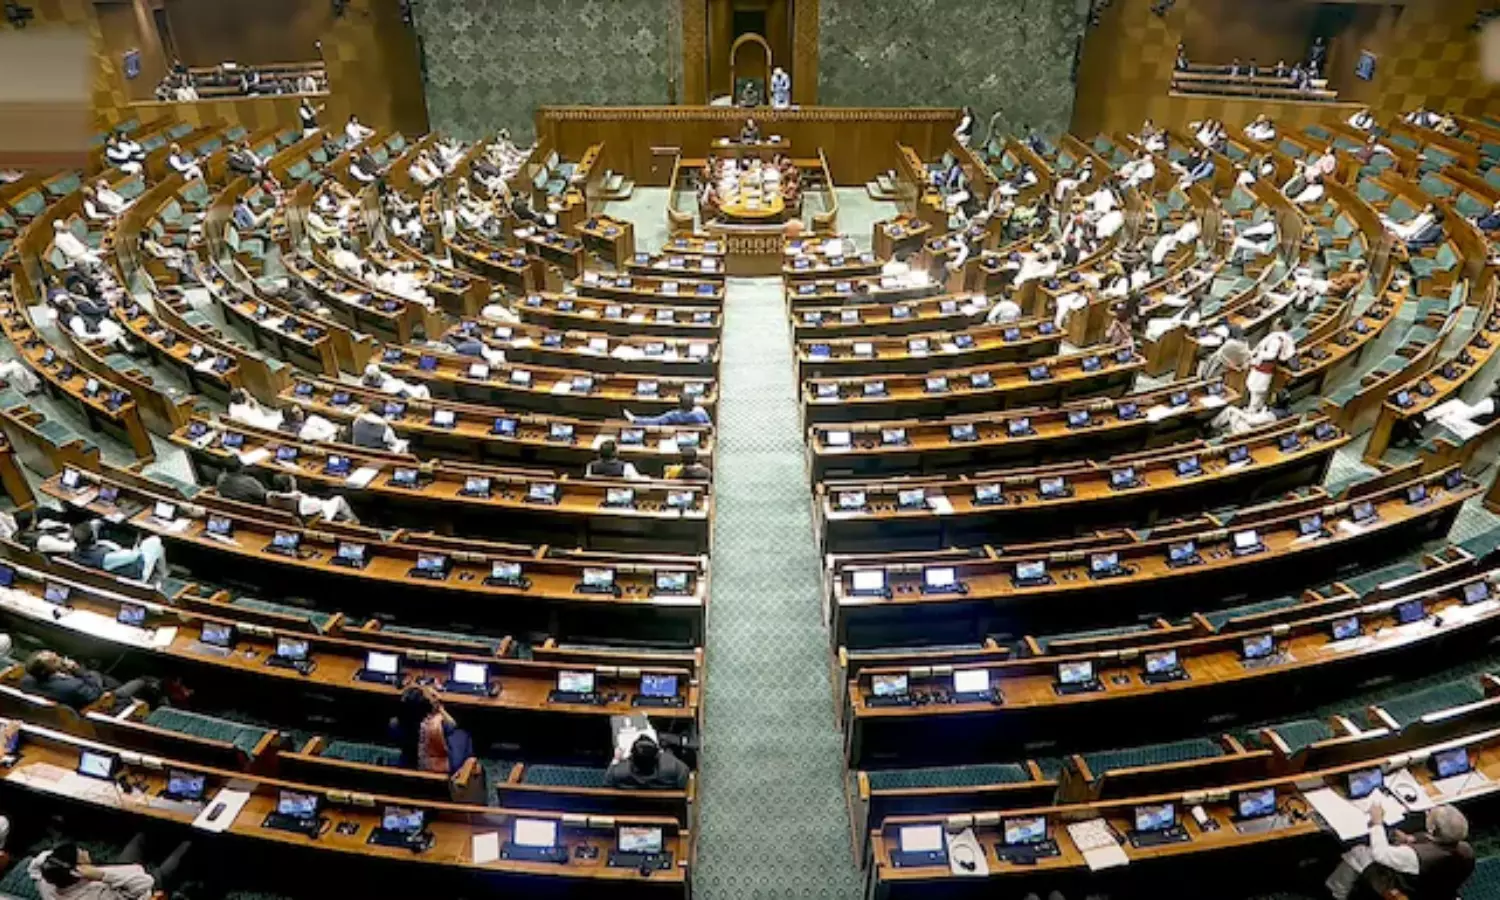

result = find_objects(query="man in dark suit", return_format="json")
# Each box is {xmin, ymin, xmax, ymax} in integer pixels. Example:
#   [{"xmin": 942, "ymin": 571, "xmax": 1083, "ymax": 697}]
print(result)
[{"xmin": 605, "ymin": 735, "xmax": 689, "ymax": 789}]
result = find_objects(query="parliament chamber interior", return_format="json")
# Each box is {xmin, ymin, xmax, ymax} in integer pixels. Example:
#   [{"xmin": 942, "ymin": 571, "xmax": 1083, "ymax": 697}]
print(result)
[{"xmin": 3, "ymin": 0, "xmax": 1500, "ymax": 897}]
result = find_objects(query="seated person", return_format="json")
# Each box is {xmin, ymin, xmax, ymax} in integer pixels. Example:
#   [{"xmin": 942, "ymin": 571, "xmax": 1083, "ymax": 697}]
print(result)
[
  {"xmin": 32, "ymin": 835, "xmax": 191, "ymax": 900},
  {"xmin": 623, "ymin": 393, "xmax": 712, "ymax": 427},
  {"xmin": 665, "ymin": 446, "xmax": 711, "ymax": 481},
  {"xmin": 1329, "ymin": 803, "xmax": 1472, "ymax": 900},
  {"xmin": 279, "ymin": 404, "xmax": 340, "ymax": 443},
  {"xmin": 362, "ymin": 363, "xmax": 431, "ymax": 400},
  {"xmin": 605, "ymin": 734, "xmax": 689, "ymax": 789},
  {"xmin": 51, "ymin": 220, "xmax": 102, "ymax": 272},
  {"xmin": 584, "ymin": 439, "xmax": 642, "ymax": 480},
  {"xmin": 166, "ymin": 143, "xmax": 203, "ymax": 181},
  {"xmin": 215, "ymin": 456, "xmax": 267, "ymax": 505},
  {"xmin": 1472, "ymin": 200, "xmax": 1500, "ymax": 232},
  {"xmin": 389, "ymin": 685, "xmax": 473, "ymax": 775},
  {"xmin": 1243, "ymin": 114, "xmax": 1276, "ymax": 143},
  {"xmin": 1385, "ymin": 204, "xmax": 1444, "ymax": 248},
  {"xmin": 227, "ymin": 388, "xmax": 283, "ymax": 430},
  {"xmin": 68, "ymin": 522, "xmax": 168, "ymax": 585},
  {"xmin": 1348, "ymin": 107, "xmax": 1377, "ymax": 132},
  {"xmin": 266, "ymin": 473, "xmax": 359, "ymax": 524},
  {"xmin": 740, "ymin": 118, "xmax": 760, "ymax": 143},
  {"xmin": 350, "ymin": 409, "xmax": 408, "ymax": 454},
  {"xmin": 94, "ymin": 179, "xmax": 129, "ymax": 216},
  {"xmin": 22, "ymin": 649, "xmax": 162, "ymax": 710},
  {"xmin": 345, "ymin": 114, "xmax": 375, "ymax": 144},
  {"xmin": 231, "ymin": 197, "xmax": 273, "ymax": 231}
]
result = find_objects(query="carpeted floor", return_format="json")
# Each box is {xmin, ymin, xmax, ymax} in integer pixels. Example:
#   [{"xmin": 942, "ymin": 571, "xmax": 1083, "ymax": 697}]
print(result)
[{"xmin": 693, "ymin": 276, "xmax": 864, "ymax": 899}]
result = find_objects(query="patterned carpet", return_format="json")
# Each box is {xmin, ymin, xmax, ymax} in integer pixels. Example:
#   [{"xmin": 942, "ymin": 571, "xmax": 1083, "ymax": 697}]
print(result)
[{"xmin": 693, "ymin": 277, "xmax": 864, "ymax": 899}]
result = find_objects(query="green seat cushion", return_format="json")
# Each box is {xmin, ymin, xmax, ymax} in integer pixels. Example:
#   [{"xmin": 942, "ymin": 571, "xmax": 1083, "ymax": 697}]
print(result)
[
  {"xmin": 865, "ymin": 763, "xmax": 1030, "ymax": 791},
  {"xmin": 0, "ymin": 855, "xmax": 42, "ymax": 900},
  {"xmin": 380, "ymin": 624, "xmax": 504, "ymax": 653},
  {"xmin": 1261, "ymin": 718, "xmax": 1334, "ymax": 753},
  {"xmin": 1081, "ymin": 738, "xmax": 1223, "ymax": 775},
  {"xmin": 229, "ymin": 596, "xmax": 336, "ymax": 631},
  {"xmin": 1459, "ymin": 525, "xmax": 1500, "ymax": 558},
  {"xmin": 1202, "ymin": 596, "xmax": 1299, "ymax": 631},
  {"xmin": 144, "ymin": 708, "xmax": 270, "ymax": 755},
  {"xmin": 1034, "ymin": 623, "xmax": 1151, "ymax": 652},
  {"xmin": 521, "ymin": 764, "xmax": 606, "ymax": 788},
  {"xmin": 1464, "ymin": 856, "xmax": 1500, "ymax": 900},
  {"xmin": 1340, "ymin": 561, "xmax": 1423, "ymax": 596},
  {"xmin": 323, "ymin": 740, "xmax": 401, "ymax": 766},
  {"xmin": 1378, "ymin": 679, "xmax": 1485, "ymax": 728}
]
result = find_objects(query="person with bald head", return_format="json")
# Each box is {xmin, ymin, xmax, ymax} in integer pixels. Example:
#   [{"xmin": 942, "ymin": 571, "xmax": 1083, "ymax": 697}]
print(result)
[{"xmin": 1329, "ymin": 802, "xmax": 1473, "ymax": 900}]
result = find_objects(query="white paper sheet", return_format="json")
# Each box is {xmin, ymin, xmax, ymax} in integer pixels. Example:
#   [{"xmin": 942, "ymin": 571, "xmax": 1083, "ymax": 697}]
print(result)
[{"xmin": 192, "ymin": 788, "xmax": 251, "ymax": 833}]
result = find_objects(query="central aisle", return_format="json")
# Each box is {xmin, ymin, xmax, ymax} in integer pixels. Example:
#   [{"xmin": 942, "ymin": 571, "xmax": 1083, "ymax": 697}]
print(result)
[{"xmin": 695, "ymin": 276, "xmax": 863, "ymax": 899}]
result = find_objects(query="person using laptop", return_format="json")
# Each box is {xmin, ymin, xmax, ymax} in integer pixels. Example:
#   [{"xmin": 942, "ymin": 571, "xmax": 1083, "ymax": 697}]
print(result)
[
  {"xmin": 1329, "ymin": 802, "xmax": 1473, "ymax": 900},
  {"xmin": 31, "ymin": 834, "xmax": 192, "ymax": 900},
  {"xmin": 388, "ymin": 686, "xmax": 474, "ymax": 775},
  {"xmin": 22, "ymin": 650, "xmax": 163, "ymax": 711},
  {"xmin": 604, "ymin": 734, "xmax": 689, "ymax": 790},
  {"xmin": 67, "ymin": 522, "xmax": 170, "ymax": 586}
]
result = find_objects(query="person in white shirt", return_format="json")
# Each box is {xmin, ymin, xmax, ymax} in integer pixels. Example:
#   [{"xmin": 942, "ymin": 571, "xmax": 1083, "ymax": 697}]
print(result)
[
  {"xmin": 1326, "ymin": 803, "xmax": 1472, "ymax": 900},
  {"xmin": 104, "ymin": 135, "xmax": 143, "ymax": 175},
  {"xmin": 80, "ymin": 187, "xmax": 110, "ymax": 223},
  {"xmin": 345, "ymin": 115, "xmax": 374, "ymax": 144},
  {"xmin": 1014, "ymin": 248, "xmax": 1060, "ymax": 286},
  {"xmin": 1348, "ymin": 108, "xmax": 1377, "ymax": 132},
  {"xmin": 1244, "ymin": 114, "xmax": 1276, "ymax": 143},
  {"xmin": 1118, "ymin": 152, "xmax": 1156, "ymax": 190},
  {"xmin": 166, "ymin": 143, "xmax": 203, "ymax": 181},
  {"xmin": 985, "ymin": 296, "xmax": 1023, "ymax": 324},
  {"xmin": 278, "ymin": 404, "xmax": 340, "ymax": 443},
  {"xmin": 1383, "ymin": 203, "xmax": 1439, "ymax": 242},
  {"xmin": 1053, "ymin": 161, "xmax": 1093, "ymax": 202},
  {"xmin": 1246, "ymin": 316, "xmax": 1295, "ymax": 410},
  {"xmin": 268, "ymin": 473, "xmax": 360, "ymax": 523},
  {"xmin": 51, "ymin": 220, "xmax": 101, "ymax": 270},
  {"xmin": 327, "ymin": 242, "xmax": 363, "ymax": 275},
  {"xmin": 1405, "ymin": 107, "xmax": 1439, "ymax": 129},
  {"xmin": 31, "ymin": 835, "xmax": 191, "ymax": 900},
  {"xmin": 94, "ymin": 180, "xmax": 128, "ymax": 216},
  {"xmin": 1151, "ymin": 217, "xmax": 1201, "ymax": 266},
  {"xmin": 362, "ymin": 363, "xmax": 431, "ymax": 400},
  {"xmin": 227, "ymin": 388, "xmax": 283, "ymax": 430}
]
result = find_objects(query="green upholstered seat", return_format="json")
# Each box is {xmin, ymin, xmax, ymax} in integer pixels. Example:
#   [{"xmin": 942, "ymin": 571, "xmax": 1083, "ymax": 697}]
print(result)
[
  {"xmin": 229, "ymin": 597, "xmax": 336, "ymax": 631},
  {"xmin": 34, "ymin": 420, "xmax": 79, "ymax": 446},
  {"xmin": 1034, "ymin": 623, "xmax": 1151, "ymax": 652},
  {"xmin": 1459, "ymin": 525, "xmax": 1500, "ymax": 559},
  {"xmin": 1202, "ymin": 596, "xmax": 1299, "ymax": 631},
  {"xmin": 1080, "ymin": 738, "xmax": 1222, "ymax": 775},
  {"xmin": 146, "ymin": 471, "xmax": 200, "ymax": 498},
  {"xmin": 521, "ymin": 764, "xmax": 607, "ymax": 788},
  {"xmin": 1457, "ymin": 192, "xmax": 1490, "ymax": 218},
  {"xmin": 145, "ymin": 708, "xmax": 270, "ymax": 756},
  {"xmin": 0, "ymin": 389, "xmax": 27, "ymax": 411},
  {"xmin": 11, "ymin": 192, "xmax": 43, "ymax": 218},
  {"xmin": 323, "ymin": 740, "xmax": 401, "ymax": 766},
  {"xmin": 1340, "ymin": 561, "xmax": 1423, "ymax": 596},
  {"xmin": 380, "ymin": 624, "xmax": 504, "ymax": 652},
  {"xmin": 1410, "ymin": 244, "xmax": 1459, "ymax": 279},
  {"xmin": 865, "ymin": 763, "xmax": 1030, "ymax": 791},
  {"xmin": 1356, "ymin": 180, "xmax": 1389, "ymax": 204},
  {"xmin": 1463, "ymin": 856, "xmax": 1500, "ymax": 900},
  {"xmin": 1262, "ymin": 718, "xmax": 1334, "ymax": 753},
  {"xmin": 45, "ymin": 172, "xmax": 81, "ymax": 197},
  {"xmin": 0, "ymin": 855, "xmax": 43, "ymax": 900},
  {"xmin": 1418, "ymin": 173, "xmax": 1455, "ymax": 197},
  {"xmin": 1377, "ymin": 679, "xmax": 1485, "ymax": 728}
]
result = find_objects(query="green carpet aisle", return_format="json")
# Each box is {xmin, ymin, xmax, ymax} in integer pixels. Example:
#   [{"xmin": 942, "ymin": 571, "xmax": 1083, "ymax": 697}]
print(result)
[{"xmin": 694, "ymin": 277, "xmax": 864, "ymax": 899}]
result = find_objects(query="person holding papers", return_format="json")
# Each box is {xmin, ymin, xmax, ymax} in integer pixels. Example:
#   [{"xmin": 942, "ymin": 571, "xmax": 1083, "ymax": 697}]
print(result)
[{"xmin": 1328, "ymin": 802, "xmax": 1473, "ymax": 900}]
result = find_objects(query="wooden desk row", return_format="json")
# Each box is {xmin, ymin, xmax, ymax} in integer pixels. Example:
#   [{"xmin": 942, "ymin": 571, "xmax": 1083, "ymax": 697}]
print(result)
[
  {"xmin": 791, "ymin": 292, "xmax": 990, "ymax": 339},
  {"xmin": 574, "ymin": 273, "xmax": 724, "ymax": 307},
  {"xmin": 801, "ymin": 347, "xmax": 1142, "ymax": 423},
  {"xmin": 795, "ymin": 317, "xmax": 1062, "ymax": 378},
  {"xmin": 448, "ymin": 231, "xmax": 547, "ymax": 296},
  {"xmin": 807, "ymin": 378, "xmax": 1234, "ymax": 479},
  {"xmin": 845, "ymin": 551, "xmax": 1496, "ymax": 766},
  {"xmin": 372, "ymin": 343, "xmax": 717, "ymax": 421},
  {"xmin": 817, "ymin": 416, "xmax": 1347, "ymax": 552},
  {"xmin": 575, "ymin": 215, "xmax": 637, "ymax": 269},
  {"xmin": 280, "ymin": 376, "xmax": 712, "ymax": 476},
  {"xmin": 287, "ymin": 252, "xmax": 438, "ymax": 348},
  {"xmin": 826, "ymin": 466, "xmax": 1474, "ymax": 649},
  {"xmin": 867, "ymin": 721, "xmax": 1497, "ymax": 897},
  {"xmin": 451, "ymin": 318, "xmax": 720, "ymax": 378},
  {"xmin": 787, "ymin": 275, "xmax": 945, "ymax": 308},
  {"xmin": 43, "ymin": 469, "xmax": 709, "ymax": 647},
  {"xmin": 0, "ymin": 724, "xmax": 692, "ymax": 898},
  {"xmin": 172, "ymin": 416, "xmax": 712, "ymax": 555},
  {"xmin": 624, "ymin": 252, "xmax": 725, "ymax": 280},
  {"xmin": 511, "ymin": 291, "xmax": 722, "ymax": 339}
]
